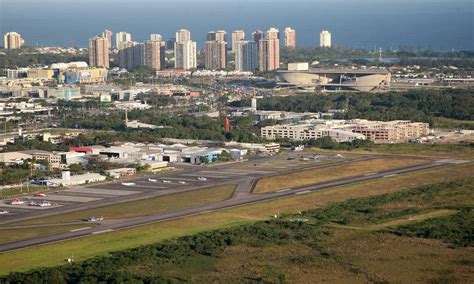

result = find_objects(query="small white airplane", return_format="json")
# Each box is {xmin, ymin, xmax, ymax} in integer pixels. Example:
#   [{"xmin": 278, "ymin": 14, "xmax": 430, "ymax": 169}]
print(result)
[
  {"xmin": 0, "ymin": 210, "xmax": 10, "ymax": 215},
  {"xmin": 30, "ymin": 201, "xmax": 52, "ymax": 207},
  {"xmin": 87, "ymin": 216, "xmax": 104, "ymax": 222},
  {"xmin": 162, "ymin": 180, "xmax": 172, "ymax": 183},
  {"xmin": 178, "ymin": 181, "xmax": 187, "ymax": 185},
  {"xmin": 121, "ymin": 182, "xmax": 136, "ymax": 186},
  {"xmin": 148, "ymin": 178, "xmax": 158, "ymax": 182},
  {"xmin": 197, "ymin": 177, "xmax": 208, "ymax": 181},
  {"xmin": 10, "ymin": 198, "xmax": 25, "ymax": 205}
]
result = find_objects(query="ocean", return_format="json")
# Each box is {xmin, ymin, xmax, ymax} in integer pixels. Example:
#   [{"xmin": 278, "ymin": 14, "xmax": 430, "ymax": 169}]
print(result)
[{"xmin": 1, "ymin": 0, "xmax": 473, "ymax": 50}]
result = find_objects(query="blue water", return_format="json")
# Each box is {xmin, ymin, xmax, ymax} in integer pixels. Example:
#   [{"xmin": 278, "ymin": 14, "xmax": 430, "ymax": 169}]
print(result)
[{"xmin": 1, "ymin": 0, "xmax": 473, "ymax": 50}]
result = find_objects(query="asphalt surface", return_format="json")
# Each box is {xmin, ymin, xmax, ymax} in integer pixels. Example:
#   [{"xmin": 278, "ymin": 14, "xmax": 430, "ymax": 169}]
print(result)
[
  {"xmin": 0, "ymin": 159, "xmax": 454, "ymax": 253},
  {"xmin": 0, "ymin": 154, "xmax": 376, "ymax": 225}
]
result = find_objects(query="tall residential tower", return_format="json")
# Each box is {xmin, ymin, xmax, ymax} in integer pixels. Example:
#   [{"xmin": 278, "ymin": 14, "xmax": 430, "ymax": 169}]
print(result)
[
  {"xmin": 320, "ymin": 30, "xmax": 331, "ymax": 48},
  {"xmin": 205, "ymin": 40, "xmax": 227, "ymax": 70},
  {"xmin": 259, "ymin": 28, "xmax": 280, "ymax": 71},
  {"xmin": 89, "ymin": 36, "xmax": 109, "ymax": 68},
  {"xmin": 231, "ymin": 30, "xmax": 245, "ymax": 52},
  {"xmin": 235, "ymin": 41, "xmax": 258, "ymax": 72},
  {"xmin": 116, "ymin": 32, "xmax": 132, "ymax": 49},
  {"xmin": 284, "ymin": 27, "xmax": 296, "ymax": 49},
  {"xmin": 102, "ymin": 30, "xmax": 113, "ymax": 49},
  {"xmin": 174, "ymin": 29, "xmax": 196, "ymax": 70},
  {"xmin": 3, "ymin": 32, "xmax": 24, "ymax": 49}
]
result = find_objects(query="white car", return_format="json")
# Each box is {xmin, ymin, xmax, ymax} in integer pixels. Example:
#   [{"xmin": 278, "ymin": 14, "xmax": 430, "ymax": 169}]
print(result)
[
  {"xmin": 162, "ymin": 180, "xmax": 172, "ymax": 183},
  {"xmin": 121, "ymin": 182, "xmax": 136, "ymax": 186},
  {"xmin": 197, "ymin": 177, "xmax": 208, "ymax": 181},
  {"xmin": 0, "ymin": 210, "xmax": 10, "ymax": 215},
  {"xmin": 148, "ymin": 178, "xmax": 158, "ymax": 182},
  {"xmin": 178, "ymin": 181, "xmax": 187, "ymax": 185}
]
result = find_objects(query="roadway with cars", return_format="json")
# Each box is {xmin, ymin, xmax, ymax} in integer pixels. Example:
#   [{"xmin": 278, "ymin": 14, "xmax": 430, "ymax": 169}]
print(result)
[{"xmin": 0, "ymin": 157, "xmax": 461, "ymax": 252}]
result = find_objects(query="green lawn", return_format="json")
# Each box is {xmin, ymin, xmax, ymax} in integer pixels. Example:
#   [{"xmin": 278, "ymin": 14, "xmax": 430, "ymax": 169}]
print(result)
[
  {"xmin": 0, "ymin": 224, "xmax": 86, "ymax": 245},
  {"xmin": 0, "ymin": 162, "xmax": 472, "ymax": 275},
  {"xmin": 8, "ymin": 184, "xmax": 237, "ymax": 226}
]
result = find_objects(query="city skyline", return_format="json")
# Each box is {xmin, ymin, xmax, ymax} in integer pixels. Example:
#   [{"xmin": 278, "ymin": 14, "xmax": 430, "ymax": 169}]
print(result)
[{"xmin": 1, "ymin": 0, "xmax": 472, "ymax": 50}]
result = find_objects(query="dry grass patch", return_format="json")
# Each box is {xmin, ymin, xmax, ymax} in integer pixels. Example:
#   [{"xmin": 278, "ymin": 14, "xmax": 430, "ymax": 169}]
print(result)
[
  {"xmin": 323, "ymin": 228, "xmax": 474, "ymax": 283},
  {"xmin": 254, "ymin": 158, "xmax": 427, "ymax": 193}
]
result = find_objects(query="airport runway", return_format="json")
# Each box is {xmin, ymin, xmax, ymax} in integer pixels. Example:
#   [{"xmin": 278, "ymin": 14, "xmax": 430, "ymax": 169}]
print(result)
[
  {"xmin": 0, "ymin": 154, "xmax": 377, "ymax": 225},
  {"xmin": 0, "ymin": 159, "xmax": 455, "ymax": 253}
]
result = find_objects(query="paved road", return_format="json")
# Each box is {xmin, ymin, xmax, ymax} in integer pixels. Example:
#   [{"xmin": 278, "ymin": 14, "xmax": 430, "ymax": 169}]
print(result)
[{"xmin": 0, "ymin": 160, "xmax": 451, "ymax": 253}]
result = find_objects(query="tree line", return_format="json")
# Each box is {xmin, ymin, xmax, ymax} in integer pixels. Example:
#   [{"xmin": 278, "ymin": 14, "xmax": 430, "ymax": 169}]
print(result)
[{"xmin": 257, "ymin": 89, "xmax": 474, "ymax": 126}]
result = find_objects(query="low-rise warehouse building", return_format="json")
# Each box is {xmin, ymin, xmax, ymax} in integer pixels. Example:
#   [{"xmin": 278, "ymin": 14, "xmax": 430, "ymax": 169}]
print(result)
[
  {"xmin": 47, "ymin": 171, "xmax": 106, "ymax": 187},
  {"xmin": 106, "ymin": 168, "xmax": 137, "ymax": 179}
]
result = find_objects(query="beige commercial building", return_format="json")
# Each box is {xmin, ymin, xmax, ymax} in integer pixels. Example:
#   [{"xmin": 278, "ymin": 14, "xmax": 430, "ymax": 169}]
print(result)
[
  {"xmin": 350, "ymin": 120, "xmax": 431, "ymax": 143},
  {"xmin": 16, "ymin": 150, "xmax": 63, "ymax": 168},
  {"xmin": 261, "ymin": 119, "xmax": 431, "ymax": 143},
  {"xmin": 284, "ymin": 27, "xmax": 296, "ymax": 49},
  {"xmin": 231, "ymin": 30, "xmax": 245, "ymax": 52},
  {"xmin": 3, "ymin": 32, "xmax": 24, "ymax": 49},
  {"xmin": 89, "ymin": 36, "xmax": 109, "ymax": 68},
  {"xmin": 0, "ymin": 151, "xmax": 33, "ymax": 164},
  {"xmin": 261, "ymin": 124, "xmax": 365, "ymax": 142},
  {"xmin": 205, "ymin": 40, "xmax": 227, "ymax": 70},
  {"xmin": 27, "ymin": 69, "xmax": 55, "ymax": 80}
]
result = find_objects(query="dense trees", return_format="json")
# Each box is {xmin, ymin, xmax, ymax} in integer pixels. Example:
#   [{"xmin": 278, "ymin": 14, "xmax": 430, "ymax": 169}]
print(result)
[
  {"xmin": 0, "ymin": 49, "xmax": 88, "ymax": 68},
  {"xmin": 1, "ymin": 139, "xmax": 69, "ymax": 153},
  {"xmin": 257, "ymin": 89, "xmax": 474, "ymax": 125}
]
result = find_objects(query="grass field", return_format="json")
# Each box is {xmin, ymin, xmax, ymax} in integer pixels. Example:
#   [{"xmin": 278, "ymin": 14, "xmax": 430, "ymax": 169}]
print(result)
[
  {"xmin": 309, "ymin": 143, "xmax": 474, "ymax": 160},
  {"xmin": 254, "ymin": 157, "xmax": 427, "ymax": 193},
  {"xmin": 0, "ymin": 185, "xmax": 51, "ymax": 199},
  {"xmin": 0, "ymin": 162, "xmax": 471, "ymax": 275},
  {"xmin": 0, "ymin": 224, "xmax": 87, "ymax": 245},
  {"xmin": 6, "ymin": 184, "xmax": 237, "ymax": 226},
  {"xmin": 328, "ymin": 209, "xmax": 458, "ymax": 231},
  {"xmin": 321, "ymin": 228, "xmax": 473, "ymax": 283}
]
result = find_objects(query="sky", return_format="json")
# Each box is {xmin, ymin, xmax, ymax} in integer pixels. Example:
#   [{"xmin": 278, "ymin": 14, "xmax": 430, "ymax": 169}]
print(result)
[{"xmin": 1, "ymin": 0, "xmax": 473, "ymax": 50}]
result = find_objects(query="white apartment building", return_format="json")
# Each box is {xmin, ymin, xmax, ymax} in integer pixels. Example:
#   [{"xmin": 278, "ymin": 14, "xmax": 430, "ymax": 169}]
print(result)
[
  {"xmin": 116, "ymin": 32, "xmax": 132, "ymax": 49},
  {"xmin": 174, "ymin": 40, "xmax": 197, "ymax": 70},
  {"xmin": 320, "ymin": 30, "xmax": 331, "ymax": 48},
  {"xmin": 235, "ymin": 40, "xmax": 258, "ymax": 72}
]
